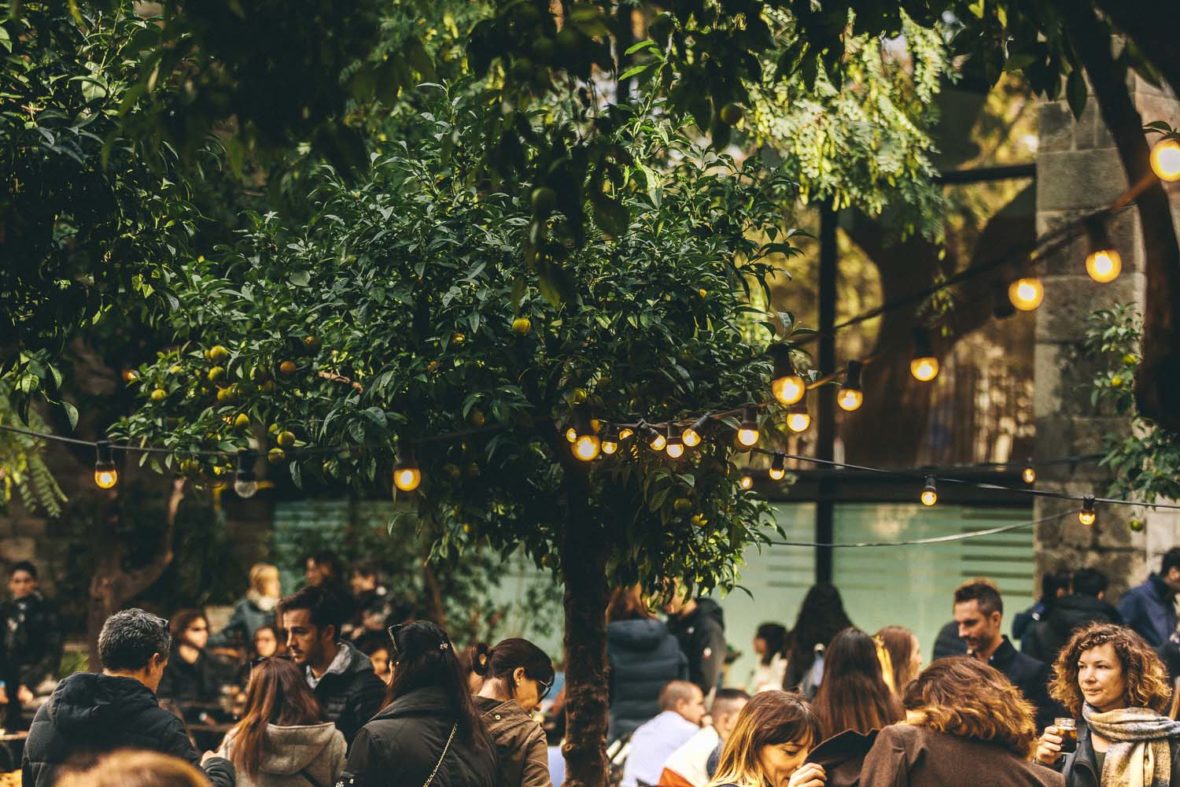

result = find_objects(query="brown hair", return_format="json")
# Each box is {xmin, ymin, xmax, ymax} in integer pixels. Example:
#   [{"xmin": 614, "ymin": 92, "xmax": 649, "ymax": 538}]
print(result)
[
  {"xmin": 57, "ymin": 750, "xmax": 206, "ymax": 787},
  {"xmin": 607, "ymin": 585, "xmax": 654, "ymax": 622},
  {"xmin": 813, "ymin": 628, "xmax": 903, "ymax": 738},
  {"xmin": 228, "ymin": 657, "xmax": 324, "ymax": 777},
  {"xmin": 709, "ymin": 691, "xmax": 821, "ymax": 787},
  {"xmin": 169, "ymin": 609, "xmax": 207, "ymax": 640},
  {"xmin": 1049, "ymin": 622, "xmax": 1172, "ymax": 717},
  {"xmin": 903, "ymin": 657, "xmax": 1037, "ymax": 757},
  {"xmin": 876, "ymin": 626, "xmax": 920, "ymax": 694},
  {"xmin": 953, "ymin": 581, "xmax": 1003, "ymax": 616}
]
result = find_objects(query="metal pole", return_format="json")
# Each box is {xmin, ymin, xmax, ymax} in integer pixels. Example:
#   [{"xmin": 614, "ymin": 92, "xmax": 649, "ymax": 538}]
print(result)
[{"xmin": 816, "ymin": 201, "xmax": 837, "ymax": 583}]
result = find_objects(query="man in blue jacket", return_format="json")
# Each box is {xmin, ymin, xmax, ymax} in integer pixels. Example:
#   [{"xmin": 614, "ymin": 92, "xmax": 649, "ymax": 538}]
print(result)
[{"xmin": 1118, "ymin": 547, "xmax": 1180, "ymax": 647}]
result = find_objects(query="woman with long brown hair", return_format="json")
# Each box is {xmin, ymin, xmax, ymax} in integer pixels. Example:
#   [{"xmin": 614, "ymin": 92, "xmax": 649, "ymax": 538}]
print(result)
[
  {"xmin": 875, "ymin": 626, "xmax": 922, "ymax": 697},
  {"xmin": 812, "ymin": 628, "xmax": 903, "ymax": 739},
  {"xmin": 216, "ymin": 657, "xmax": 346, "ymax": 787},
  {"xmin": 707, "ymin": 691, "xmax": 826, "ymax": 787},
  {"xmin": 1035, "ymin": 622, "xmax": 1180, "ymax": 785},
  {"xmin": 860, "ymin": 657, "xmax": 1062, "ymax": 785}
]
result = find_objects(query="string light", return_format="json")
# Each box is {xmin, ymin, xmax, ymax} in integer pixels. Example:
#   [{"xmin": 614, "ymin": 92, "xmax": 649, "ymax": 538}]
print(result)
[
  {"xmin": 1008, "ymin": 277, "xmax": 1044, "ymax": 311},
  {"xmin": 565, "ymin": 426, "xmax": 577, "ymax": 444},
  {"xmin": 647, "ymin": 426, "xmax": 667, "ymax": 452},
  {"xmin": 617, "ymin": 427, "xmax": 634, "ymax": 441},
  {"xmin": 837, "ymin": 361, "xmax": 864, "ymax": 412},
  {"xmin": 665, "ymin": 425, "xmax": 685, "ymax": 459},
  {"xmin": 910, "ymin": 329, "xmax": 939, "ymax": 383},
  {"xmin": 920, "ymin": 475, "xmax": 938, "ymax": 507},
  {"xmin": 601, "ymin": 426, "xmax": 619, "ymax": 455},
  {"xmin": 392, "ymin": 447, "xmax": 422, "ymax": 492},
  {"xmin": 769, "ymin": 345, "xmax": 806, "ymax": 406},
  {"xmin": 683, "ymin": 414, "xmax": 710, "ymax": 448},
  {"xmin": 1021, "ymin": 462, "xmax": 1036, "ymax": 485},
  {"xmin": 94, "ymin": 440, "xmax": 118, "ymax": 489},
  {"xmin": 570, "ymin": 406, "xmax": 601, "ymax": 461},
  {"xmin": 1079, "ymin": 497, "xmax": 1096, "ymax": 526},
  {"xmin": 233, "ymin": 449, "xmax": 258, "ymax": 498},
  {"xmin": 739, "ymin": 474, "xmax": 754, "ymax": 490},
  {"xmin": 786, "ymin": 402, "xmax": 811, "ymax": 433},
  {"xmin": 736, "ymin": 405, "xmax": 760, "ymax": 448},
  {"xmin": 1083, "ymin": 216, "xmax": 1121, "ymax": 284},
  {"xmin": 769, "ymin": 453, "xmax": 786, "ymax": 481},
  {"xmin": 1151, "ymin": 138, "xmax": 1180, "ymax": 182}
]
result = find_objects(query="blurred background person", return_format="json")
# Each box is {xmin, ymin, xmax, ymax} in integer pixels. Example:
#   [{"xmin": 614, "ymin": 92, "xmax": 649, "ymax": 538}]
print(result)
[
  {"xmin": 1013, "ymin": 571, "xmax": 1072, "ymax": 654},
  {"xmin": 1, "ymin": 561, "xmax": 63, "ymax": 730},
  {"xmin": 663, "ymin": 580, "xmax": 727, "ymax": 700},
  {"xmin": 1023, "ymin": 568, "xmax": 1121, "ymax": 665},
  {"xmin": 783, "ymin": 583, "xmax": 854, "ymax": 697},
  {"xmin": 158, "ymin": 609, "xmax": 229, "ymax": 719},
  {"xmin": 345, "ymin": 559, "xmax": 402, "ymax": 640},
  {"xmin": 659, "ymin": 688, "xmax": 749, "ymax": 787},
  {"xmin": 302, "ymin": 551, "xmax": 349, "ymax": 599},
  {"xmin": 473, "ymin": 638, "xmax": 555, "ymax": 787},
  {"xmin": 56, "ymin": 750, "xmax": 209, "ymax": 787},
  {"xmin": 1117, "ymin": 548, "xmax": 1180, "ymax": 649},
  {"xmin": 235, "ymin": 623, "xmax": 286, "ymax": 691},
  {"xmin": 706, "ymin": 690, "xmax": 825, "ymax": 787},
  {"xmin": 812, "ymin": 628, "xmax": 902, "ymax": 739},
  {"xmin": 608, "ymin": 585, "xmax": 688, "ymax": 741},
  {"xmin": 875, "ymin": 626, "xmax": 922, "ymax": 698},
  {"xmin": 356, "ymin": 633, "xmax": 394, "ymax": 684},
  {"xmin": 212, "ymin": 563, "xmax": 282, "ymax": 650},
  {"xmin": 622, "ymin": 680, "xmax": 706, "ymax": 787},
  {"xmin": 747, "ymin": 623, "xmax": 788, "ymax": 694}
]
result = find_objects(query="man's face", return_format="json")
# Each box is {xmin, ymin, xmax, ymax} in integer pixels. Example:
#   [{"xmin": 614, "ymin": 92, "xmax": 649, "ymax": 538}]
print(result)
[
  {"xmin": 954, "ymin": 599, "xmax": 1002, "ymax": 655},
  {"xmin": 674, "ymin": 686, "xmax": 707, "ymax": 726},
  {"xmin": 350, "ymin": 571, "xmax": 376, "ymax": 595},
  {"xmin": 282, "ymin": 609, "xmax": 332, "ymax": 667},
  {"xmin": 9, "ymin": 570, "xmax": 36, "ymax": 599},
  {"xmin": 715, "ymin": 700, "xmax": 748, "ymax": 741},
  {"xmin": 1165, "ymin": 567, "xmax": 1180, "ymax": 592}
]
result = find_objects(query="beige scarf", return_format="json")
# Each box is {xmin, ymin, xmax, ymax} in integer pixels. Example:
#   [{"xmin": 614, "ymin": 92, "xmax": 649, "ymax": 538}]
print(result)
[{"xmin": 1082, "ymin": 704, "xmax": 1180, "ymax": 787}]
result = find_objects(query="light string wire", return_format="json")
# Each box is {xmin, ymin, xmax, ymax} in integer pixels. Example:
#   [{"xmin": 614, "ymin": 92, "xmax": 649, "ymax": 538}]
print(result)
[{"xmin": 766, "ymin": 508, "xmax": 1077, "ymax": 548}]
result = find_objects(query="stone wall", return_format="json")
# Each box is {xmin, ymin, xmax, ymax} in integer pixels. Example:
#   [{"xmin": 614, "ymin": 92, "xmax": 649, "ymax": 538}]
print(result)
[{"xmin": 1034, "ymin": 74, "xmax": 1180, "ymax": 598}]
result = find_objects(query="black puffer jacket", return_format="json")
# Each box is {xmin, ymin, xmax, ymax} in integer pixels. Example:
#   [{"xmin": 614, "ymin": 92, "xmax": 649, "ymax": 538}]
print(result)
[
  {"xmin": 1, "ymin": 593, "xmax": 63, "ymax": 692},
  {"xmin": 1025, "ymin": 594, "xmax": 1122, "ymax": 664},
  {"xmin": 607, "ymin": 618, "xmax": 688, "ymax": 739},
  {"xmin": 341, "ymin": 685, "xmax": 497, "ymax": 787},
  {"xmin": 665, "ymin": 598, "xmax": 727, "ymax": 695},
  {"xmin": 314, "ymin": 640, "xmax": 387, "ymax": 745},
  {"xmin": 21, "ymin": 672, "xmax": 234, "ymax": 787}
]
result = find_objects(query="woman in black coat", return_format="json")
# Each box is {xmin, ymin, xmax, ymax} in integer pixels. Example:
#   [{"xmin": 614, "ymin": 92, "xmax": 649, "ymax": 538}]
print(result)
[
  {"xmin": 342, "ymin": 621, "xmax": 497, "ymax": 787},
  {"xmin": 606, "ymin": 585, "xmax": 688, "ymax": 741}
]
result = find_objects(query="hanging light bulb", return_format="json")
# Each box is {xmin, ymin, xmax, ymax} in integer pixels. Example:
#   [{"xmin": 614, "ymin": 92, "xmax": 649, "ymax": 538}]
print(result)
[
  {"xmin": 617, "ymin": 426, "xmax": 635, "ymax": 442},
  {"xmin": 1021, "ymin": 461, "xmax": 1036, "ymax": 485},
  {"xmin": 1150, "ymin": 138, "xmax": 1180, "ymax": 182},
  {"xmin": 1079, "ymin": 496, "xmax": 1096, "ymax": 526},
  {"xmin": 739, "ymin": 474, "xmax": 754, "ymax": 490},
  {"xmin": 910, "ymin": 328, "xmax": 939, "ymax": 383},
  {"xmin": 769, "ymin": 345, "xmax": 806, "ymax": 406},
  {"xmin": 233, "ymin": 449, "xmax": 258, "ymax": 498},
  {"xmin": 920, "ymin": 476, "xmax": 938, "ymax": 507},
  {"xmin": 665, "ymin": 425, "xmax": 685, "ymax": 459},
  {"xmin": 392, "ymin": 447, "xmax": 422, "ymax": 493},
  {"xmin": 992, "ymin": 281, "xmax": 1016, "ymax": 320},
  {"xmin": 786, "ymin": 401, "xmax": 811, "ymax": 433},
  {"xmin": 769, "ymin": 453, "xmax": 786, "ymax": 481},
  {"xmin": 1008, "ymin": 277, "xmax": 1044, "ymax": 311},
  {"xmin": 647, "ymin": 426, "xmax": 667, "ymax": 452},
  {"xmin": 94, "ymin": 440, "xmax": 118, "ymax": 489},
  {"xmin": 1083, "ymin": 216, "xmax": 1121, "ymax": 283},
  {"xmin": 601, "ymin": 426, "xmax": 619, "ymax": 455},
  {"xmin": 736, "ymin": 405, "xmax": 760, "ymax": 448},
  {"xmin": 565, "ymin": 426, "xmax": 578, "ymax": 443},
  {"xmin": 572, "ymin": 433, "xmax": 601, "ymax": 461},
  {"xmin": 837, "ymin": 361, "xmax": 864, "ymax": 412},
  {"xmin": 683, "ymin": 414, "xmax": 710, "ymax": 448}
]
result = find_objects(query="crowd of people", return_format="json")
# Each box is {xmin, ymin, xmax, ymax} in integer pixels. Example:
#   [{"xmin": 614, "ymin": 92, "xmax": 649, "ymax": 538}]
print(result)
[{"xmin": 8, "ymin": 549, "xmax": 1180, "ymax": 785}]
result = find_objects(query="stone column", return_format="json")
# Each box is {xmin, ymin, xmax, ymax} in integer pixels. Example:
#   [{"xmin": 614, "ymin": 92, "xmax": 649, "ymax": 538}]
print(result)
[{"xmin": 1034, "ymin": 75, "xmax": 1180, "ymax": 598}]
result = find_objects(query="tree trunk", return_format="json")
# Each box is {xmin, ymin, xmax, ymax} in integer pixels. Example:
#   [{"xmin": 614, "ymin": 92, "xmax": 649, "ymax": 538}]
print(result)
[
  {"xmin": 1090, "ymin": 0, "xmax": 1180, "ymax": 99},
  {"xmin": 1061, "ymin": 2, "xmax": 1180, "ymax": 433},
  {"xmin": 558, "ymin": 466, "xmax": 611, "ymax": 786}
]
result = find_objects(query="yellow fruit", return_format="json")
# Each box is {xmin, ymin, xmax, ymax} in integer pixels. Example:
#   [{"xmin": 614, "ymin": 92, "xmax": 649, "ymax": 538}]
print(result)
[
  {"xmin": 691, "ymin": 513, "xmax": 708, "ymax": 527},
  {"xmin": 426, "ymin": 360, "xmax": 441, "ymax": 373},
  {"xmin": 512, "ymin": 317, "xmax": 532, "ymax": 336},
  {"xmin": 303, "ymin": 336, "xmax": 321, "ymax": 351},
  {"xmin": 168, "ymin": 364, "xmax": 184, "ymax": 375},
  {"xmin": 571, "ymin": 388, "xmax": 588, "ymax": 404},
  {"xmin": 208, "ymin": 345, "xmax": 229, "ymax": 363},
  {"xmin": 233, "ymin": 413, "xmax": 250, "ymax": 429},
  {"xmin": 179, "ymin": 459, "xmax": 200, "ymax": 474},
  {"xmin": 698, "ymin": 288, "xmax": 708, "ymax": 298},
  {"xmin": 451, "ymin": 332, "xmax": 466, "ymax": 346},
  {"xmin": 468, "ymin": 409, "xmax": 487, "ymax": 428},
  {"xmin": 268, "ymin": 423, "xmax": 281, "ymax": 434},
  {"xmin": 1123, "ymin": 353, "xmax": 1138, "ymax": 365},
  {"xmin": 279, "ymin": 360, "xmax": 298, "ymax": 376},
  {"xmin": 150, "ymin": 388, "xmax": 167, "ymax": 402},
  {"xmin": 208, "ymin": 366, "xmax": 226, "ymax": 382},
  {"xmin": 1111, "ymin": 374, "xmax": 1124, "ymax": 388},
  {"xmin": 267, "ymin": 447, "xmax": 286, "ymax": 463},
  {"xmin": 673, "ymin": 497, "xmax": 693, "ymax": 513},
  {"xmin": 276, "ymin": 430, "xmax": 296, "ymax": 448}
]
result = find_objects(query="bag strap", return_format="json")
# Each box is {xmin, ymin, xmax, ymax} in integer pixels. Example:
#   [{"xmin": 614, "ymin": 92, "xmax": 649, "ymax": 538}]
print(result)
[{"xmin": 423, "ymin": 723, "xmax": 458, "ymax": 787}]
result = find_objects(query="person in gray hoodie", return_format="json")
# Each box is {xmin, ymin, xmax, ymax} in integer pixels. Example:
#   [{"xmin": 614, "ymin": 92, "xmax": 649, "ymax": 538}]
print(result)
[
  {"xmin": 607, "ymin": 586, "xmax": 688, "ymax": 740},
  {"xmin": 217, "ymin": 657, "xmax": 347, "ymax": 787}
]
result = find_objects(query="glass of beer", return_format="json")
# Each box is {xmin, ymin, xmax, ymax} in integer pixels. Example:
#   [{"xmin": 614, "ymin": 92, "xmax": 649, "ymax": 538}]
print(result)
[{"xmin": 1054, "ymin": 717, "xmax": 1078, "ymax": 754}]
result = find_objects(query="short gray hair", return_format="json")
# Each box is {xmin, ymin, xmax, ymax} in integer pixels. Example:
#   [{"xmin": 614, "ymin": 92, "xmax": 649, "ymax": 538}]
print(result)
[
  {"xmin": 98, "ymin": 609, "xmax": 171, "ymax": 671},
  {"xmin": 659, "ymin": 680, "xmax": 701, "ymax": 710}
]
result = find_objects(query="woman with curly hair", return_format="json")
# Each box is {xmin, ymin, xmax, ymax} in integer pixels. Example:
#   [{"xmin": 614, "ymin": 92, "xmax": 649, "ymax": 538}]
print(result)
[
  {"xmin": 1035, "ymin": 622, "xmax": 1180, "ymax": 786},
  {"xmin": 707, "ymin": 691, "xmax": 826, "ymax": 787},
  {"xmin": 859, "ymin": 657, "xmax": 1063, "ymax": 786}
]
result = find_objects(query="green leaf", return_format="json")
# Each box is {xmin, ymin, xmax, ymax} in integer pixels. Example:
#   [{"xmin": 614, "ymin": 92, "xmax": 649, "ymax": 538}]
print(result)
[
  {"xmin": 62, "ymin": 401, "xmax": 78, "ymax": 430},
  {"xmin": 1066, "ymin": 70, "xmax": 1088, "ymax": 120}
]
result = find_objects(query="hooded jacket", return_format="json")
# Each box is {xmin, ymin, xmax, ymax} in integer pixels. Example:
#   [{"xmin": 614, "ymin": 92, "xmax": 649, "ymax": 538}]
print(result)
[
  {"xmin": 607, "ymin": 618, "xmax": 689, "ymax": 739},
  {"xmin": 475, "ymin": 696, "xmax": 551, "ymax": 787},
  {"xmin": 1, "ymin": 592, "xmax": 62, "ymax": 692},
  {"xmin": 310, "ymin": 640, "xmax": 386, "ymax": 745},
  {"xmin": 21, "ymin": 672, "xmax": 234, "ymax": 787},
  {"xmin": 211, "ymin": 591, "xmax": 277, "ymax": 648},
  {"xmin": 665, "ymin": 598, "xmax": 726, "ymax": 696},
  {"xmin": 341, "ymin": 684, "xmax": 497, "ymax": 787},
  {"xmin": 1024, "ymin": 594, "xmax": 1122, "ymax": 664},
  {"xmin": 1118, "ymin": 573, "xmax": 1176, "ymax": 648},
  {"xmin": 217, "ymin": 721, "xmax": 347, "ymax": 787}
]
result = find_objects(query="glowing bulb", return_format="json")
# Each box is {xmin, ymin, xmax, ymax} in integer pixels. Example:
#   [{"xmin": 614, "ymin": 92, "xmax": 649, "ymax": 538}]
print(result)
[
  {"xmin": 920, "ymin": 476, "xmax": 938, "ymax": 507},
  {"xmin": 573, "ymin": 434, "xmax": 601, "ymax": 461},
  {"xmin": 837, "ymin": 388, "xmax": 863, "ymax": 412},
  {"xmin": 736, "ymin": 405, "xmax": 759, "ymax": 448},
  {"xmin": 786, "ymin": 403, "xmax": 811, "ymax": 433},
  {"xmin": 1151, "ymin": 138, "xmax": 1180, "ymax": 182},
  {"xmin": 601, "ymin": 428, "xmax": 619, "ymax": 455},
  {"xmin": 769, "ymin": 454, "xmax": 786, "ymax": 481},
  {"xmin": 665, "ymin": 426, "xmax": 685, "ymax": 459},
  {"xmin": 1086, "ymin": 249, "xmax": 1121, "ymax": 283},
  {"xmin": 618, "ymin": 427, "xmax": 634, "ymax": 441},
  {"xmin": 683, "ymin": 428, "xmax": 702, "ymax": 448},
  {"xmin": 393, "ymin": 466, "xmax": 422, "ymax": 492},
  {"xmin": 910, "ymin": 357, "xmax": 939, "ymax": 382},
  {"xmin": 95, "ymin": 468, "xmax": 118, "ymax": 489},
  {"xmin": 234, "ymin": 479, "xmax": 259, "ymax": 498},
  {"xmin": 1009, "ymin": 277, "xmax": 1044, "ymax": 311},
  {"xmin": 771, "ymin": 374, "xmax": 806, "ymax": 406},
  {"xmin": 94, "ymin": 440, "xmax": 118, "ymax": 489},
  {"xmin": 1079, "ymin": 497, "xmax": 1096, "ymax": 526},
  {"xmin": 648, "ymin": 430, "xmax": 667, "ymax": 452},
  {"xmin": 565, "ymin": 426, "xmax": 578, "ymax": 443},
  {"xmin": 1022, "ymin": 466, "xmax": 1036, "ymax": 485},
  {"xmin": 739, "ymin": 474, "xmax": 754, "ymax": 490}
]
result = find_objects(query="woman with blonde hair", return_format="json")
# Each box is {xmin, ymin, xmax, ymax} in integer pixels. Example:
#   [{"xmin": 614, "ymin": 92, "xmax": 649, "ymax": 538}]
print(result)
[
  {"xmin": 57, "ymin": 751, "xmax": 208, "ymax": 787},
  {"xmin": 1035, "ymin": 622, "xmax": 1180, "ymax": 785},
  {"xmin": 707, "ymin": 690, "xmax": 826, "ymax": 787},
  {"xmin": 213, "ymin": 562, "xmax": 282, "ymax": 648},
  {"xmin": 875, "ymin": 626, "xmax": 922, "ymax": 696},
  {"xmin": 860, "ymin": 657, "xmax": 1062, "ymax": 785}
]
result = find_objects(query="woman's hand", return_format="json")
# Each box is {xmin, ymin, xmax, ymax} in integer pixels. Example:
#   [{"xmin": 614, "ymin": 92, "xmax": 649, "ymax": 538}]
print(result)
[
  {"xmin": 787, "ymin": 763, "xmax": 827, "ymax": 787},
  {"xmin": 1035, "ymin": 727, "xmax": 1064, "ymax": 766}
]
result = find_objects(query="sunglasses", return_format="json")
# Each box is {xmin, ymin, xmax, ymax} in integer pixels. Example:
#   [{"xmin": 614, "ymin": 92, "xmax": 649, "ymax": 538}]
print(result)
[{"xmin": 537, "ymin": 676, "xmax": 554, "ymax": 701}]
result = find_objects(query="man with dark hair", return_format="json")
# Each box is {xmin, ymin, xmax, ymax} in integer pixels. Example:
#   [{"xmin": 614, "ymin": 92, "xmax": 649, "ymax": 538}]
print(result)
[
  {"xmin": 344, "ymin": 559, "xmax": 401, "ymax": 640},
  {"xmin": 662, "ymin": 581, "xmax": 727, "ymax": 699},
  {"xmin": 1024, "ymin": 568, "xmax": 1121, "ymax": 663},
  {"xmin": 1118, "ymin": 547, "xmax": 1180, "ymax": 647},
  {"xmin": 1012, "ymin": 570, "xmax": 1071, "ymax": 653},
  {"xmin": 279, "ymin": 584, "xmax": 384, "ymax": 744},
  {"xmin": 953, "ymin": 580, "xmax": 1060, "ymax": 730},
  {"xmin": 1, "ymin": 561, "xmax": 63, "ymax": 730},
  {"xmin": 21, "ymin": 609, "xmax": 234, "ymax": 787},
  {"xmin": 932, "ymin": 577, "xmax": 999, "ymax": 660}
]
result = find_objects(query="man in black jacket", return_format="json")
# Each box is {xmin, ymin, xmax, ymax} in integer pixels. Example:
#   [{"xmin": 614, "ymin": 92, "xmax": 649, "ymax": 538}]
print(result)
[
  {"xmin": 1024, "ymin": 567, "xmax": 1122, "ymax": 663},
  {"xmin": 953, "ymin": 580, "xmax": 1064, "ymax": 731},
  {"xmin": 21, "ymin": 608, "xmax": 234, "ymax": 787},
  {"xmin": 662, "ymin": 581, "xmax": 727, "ymax": 698},
  {"xmin": 280, "ymin": 584, "xmax": 385, "ymax": 745},
  {"xmin": 2, "ymin": 561, "xmax": 63, "ymax": 730}
]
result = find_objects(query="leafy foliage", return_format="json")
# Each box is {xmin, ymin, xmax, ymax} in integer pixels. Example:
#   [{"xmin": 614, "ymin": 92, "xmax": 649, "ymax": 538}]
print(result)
[{"xmin": 0, "ymin": 385, "xmax": 66, "ymax": 516}]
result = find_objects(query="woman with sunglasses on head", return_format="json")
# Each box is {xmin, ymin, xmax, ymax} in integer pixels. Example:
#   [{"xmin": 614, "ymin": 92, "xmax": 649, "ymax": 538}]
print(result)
[
  {"xmin": 216, "ymin": 657, "xmax": 346, "ymax": 787},
  {"xmin": 342, "ymin": 621, "xmax": 496, "ymax": 787},
  {"xmin": 472, "ymin": 638, "xmax": 556, "ymax": 787}
]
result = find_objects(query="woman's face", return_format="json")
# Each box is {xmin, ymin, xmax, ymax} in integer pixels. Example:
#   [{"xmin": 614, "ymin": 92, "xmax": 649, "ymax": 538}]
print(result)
[
  {"xmin": 369, "ymin": 648, "xmax": 392, "ymax": 681},
  {"xmin": 254, "ymin": 628, "xmax": 278, "ymax": 658},
  {"xmin": 756, "ymin": 736, "xmax": 812, "ymax": 786},
  {"xmin": 184, "ymin": 618, "xmax": 209, "ymax": 649},
  {"xmin": 754, "ymin": 636, "xmax": 768, "ymax": 656},
  {"xmin": 1078, "ymin": 643, "xmax": 1126, "ymax": 713},
  {"xmin": 511, "ymin": 667, "xmax": 546, "ymax": 711},
  {"xmin": 260, "ymin": 572, "xmax": 281, "ymax": 599}
]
